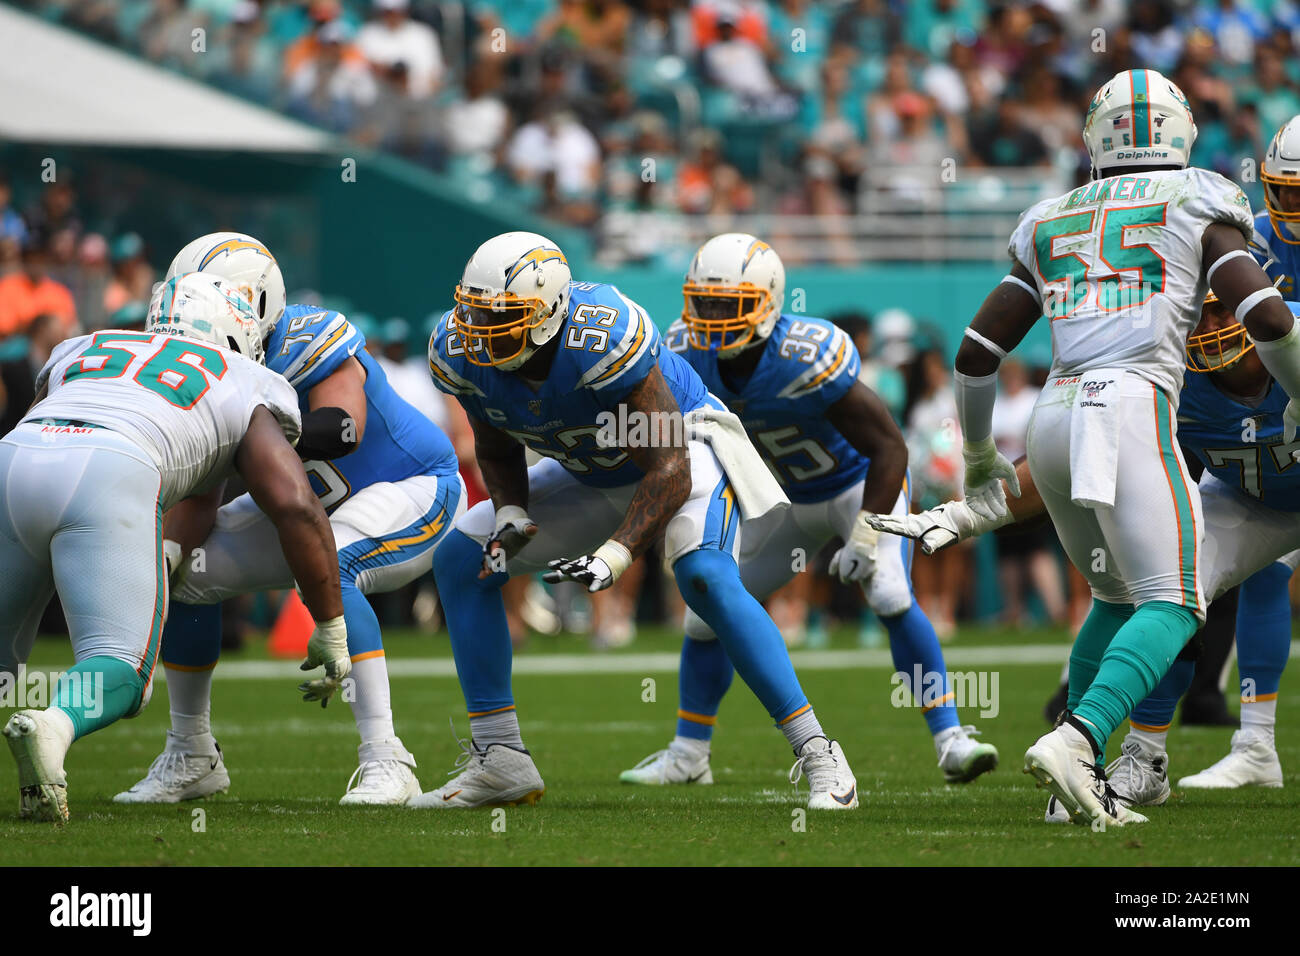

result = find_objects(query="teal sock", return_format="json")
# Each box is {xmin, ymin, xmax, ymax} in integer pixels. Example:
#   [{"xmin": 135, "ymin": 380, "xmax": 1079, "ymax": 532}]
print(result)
[
  {"xmin": 1074, "ymin": 601, "xmax": 1197, "ymax": 753},
  {"xmin": 1067, "ymin": 599, "xmax": 1134, "ymax": 711},
  {"xmin": 54, "ymin": 655, "xmax": 147, "ymax": 740}
]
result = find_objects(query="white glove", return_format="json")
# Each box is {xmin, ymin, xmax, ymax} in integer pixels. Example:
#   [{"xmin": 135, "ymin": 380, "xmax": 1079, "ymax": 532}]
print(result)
[
  {"xmin": 481, "ymin": 505, "xmax": 537, "ymax": 577},
  {"xmin": 298, "ymin": 616, "xmax": 350, "ymax": 708},
  {"xmin": 543, "ymin": 541, "xmax": 632, "ymax": 593},
  {"xmin": 867, "ymin": 480, "xmax": 1013, "ymax": 554},
  {"xmin": 828, "ymin": 511, "xmax": 880, "ymax": 583},
  {"xmin": 962, "ymin": 436, "xmax": 1021, "ymax": 497},
  {"xmin": 163, "ymin": 539, "xmax": 184, "ymax": 587}
]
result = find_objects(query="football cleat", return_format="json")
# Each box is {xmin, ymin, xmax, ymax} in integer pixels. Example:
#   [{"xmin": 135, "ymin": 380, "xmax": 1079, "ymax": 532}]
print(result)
[
  {"xmin": 619, "ymin": 742, "xmax": 713, "ymax": 786},
  {"xmin": 935, "ymin": 725, "xmax": 999, "ymax": 783},
  {"xmin": 4, "ymin": 710, "xmax": 71, "ymax": 823},
  {"xmin": 1024, "ymin": 723, "xmax": 1148, "ymax": 828},
  {"xmin": 789, "ymin": 737, "xmax": 858, "ymax": 810},
  {"xmin": 1106, "ymin": 737, "xmax": 1171, "ymax": 806},
  {"xmin": 113, "ymin": 732, "xmax": 230, "ymax": 804},
  {"xmin": 1044, "ymin": 795, "xmax": 1070, "ymax": 823},
  {"xmin": 339, "ymin": 739, "xmax": 420, "ymax": 806},
  {"xmin": 409, "ymin": 733, "xmax": 545, "ymax": 809},
  {"xmin": 1178, "ymin": 730, "xmax": 1283, "ymax": 789}
]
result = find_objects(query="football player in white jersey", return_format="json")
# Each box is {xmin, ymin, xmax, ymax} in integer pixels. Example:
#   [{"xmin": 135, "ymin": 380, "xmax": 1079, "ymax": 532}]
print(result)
[
  {"xmin": 0, "ymin": 273, "xmax": 349, "ymax": 823},
  {"xmin": 943, "ymin": 68, "xmax": 1300, "ymax": 828}
]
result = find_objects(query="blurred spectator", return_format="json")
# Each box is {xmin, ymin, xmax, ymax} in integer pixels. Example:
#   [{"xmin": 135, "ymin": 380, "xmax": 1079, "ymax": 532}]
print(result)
[
  {"xmin": 967, "ymin": 97, "xmax": 1049, "ymax": 167},
  {"xmin": 443, "ymin": 58, "xmax": 510, "ymax": 160},
  {"xmin": 207, "ymin": 0, "xmax": 281, "ymax": 102},
  {"xmin": 0, "ymin": 177, "xmax": 29, "ymax": 250},
  {"xmin": 831, "ymin": 0, "xmax": 901, "ymax": 58},
  {"xmin": 990, "ymin": 360, "xmax": 1066, "ymax": 626},
  {"xmin": 904, "ymin": 347, "xmax": 968, "ymax": 639},
  {"xmin": 101, "ymin": 233, "xmax": 155, "ymax": 327},
  {"xmin": 832, "ymin": 312, "xmax": 905, "ymax": 420},
  {"xmin": 701, "ymin": 3, "xmax": 795, "ymax": 118},
  {"xmin": 356, "ymin": 0, "xmax": 445, "ymax": 99},
  {"xmin": 505, "ymin": 107, "xmax": 602, "ymax": 223},
  {"xmin": 693, "ymin": 0, "xmax": 769, "ymax": 50},
  {"xmin": 676, "ymin": 128, "xmax": 753, "ymax": 214},
  {"xmin": 24, "ymin": 183, "xmax": 82, "ymax": 248},
  {"xmin": 373, "ymin": 317, "xmax": 450, "ymax": 432},
  {"xmin": 0, "ymin": 243, "xmax": 77, "ymax": 338},
  {"xmin": 287, "ymin": 20, "xmax": 379, "ymax": 133}
]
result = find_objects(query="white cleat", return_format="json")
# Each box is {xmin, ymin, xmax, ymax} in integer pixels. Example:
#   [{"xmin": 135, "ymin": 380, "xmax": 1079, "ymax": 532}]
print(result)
[
  {"xmin": 1044, "ymin": 795, "xmax": 1070, "ymax": 823},
  {"xmin": 789, "ymin": 737, "xmax": 858, "ymax": 810},
  {"xmin": 409, "ymin": 733, "xmax": 545, "ymax": 809},
  {"xmin": 620, "ymin": 742, "xmax": 713, "ymax": 785},
  {"xmin": 3, "ymin": 709, "xmax": 71, "ymax": 823},
  {"xmin": 1178, "ymin": 730, "xmax": 1283, "ymax": 790},
  {"xmin": 1106, "ymin": 737, "xmax": 1170, "ymax": 807},
  {"xmin": 113, "ymin": 732, "xmax": 230, "ymax": 804},
  {"xmin": 936, "ymin": 725, "xmax": 999, "ymax": 783},
  {"xmin": 339, "ymin": 739, "xmax": 421, "ymax": 806},
  {"xmin": 1024, "ymin": 723, "xmax": 1147, "ymax": 828},
  {"xmin": 340, "ymin": 761, "xmax": 421, "ymax": 806}
]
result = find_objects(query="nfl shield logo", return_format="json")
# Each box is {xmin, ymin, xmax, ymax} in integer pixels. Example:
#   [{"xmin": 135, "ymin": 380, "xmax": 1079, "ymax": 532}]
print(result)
[
  {"xmin": 1083, "ymin": 381, "xmax": 1105, "ymax": 399},
  {"xmin": 528, "ymin": 400, "xmax": 542, "ymax": 416}
]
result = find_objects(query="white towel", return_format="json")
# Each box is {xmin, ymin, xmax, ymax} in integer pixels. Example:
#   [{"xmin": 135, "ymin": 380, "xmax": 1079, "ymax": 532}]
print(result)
[
  {"xmin": 684, "ymin": 404, "xmax": 789, "ymax": 522},
  {"xmin": 1069, "ymin": 368, "xmax": 1127, "ymax": 509}
]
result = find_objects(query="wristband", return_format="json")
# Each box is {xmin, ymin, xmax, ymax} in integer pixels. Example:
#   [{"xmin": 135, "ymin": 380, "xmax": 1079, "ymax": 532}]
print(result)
[{"xmin": 593, "ymin": 540, "xmax": 633, "ymax": 580}]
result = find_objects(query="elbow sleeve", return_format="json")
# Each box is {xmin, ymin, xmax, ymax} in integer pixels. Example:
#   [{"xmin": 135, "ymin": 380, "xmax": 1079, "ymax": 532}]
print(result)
[{"xmin": 297, "ymin": 406, "xmax": 360, "ymax": 460}]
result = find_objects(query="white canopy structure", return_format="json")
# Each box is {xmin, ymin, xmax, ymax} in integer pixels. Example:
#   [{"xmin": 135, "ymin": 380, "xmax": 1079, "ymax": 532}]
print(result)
[{"xmin": 0, "ymin": 4, "xmax": 333, "ymax": 151}]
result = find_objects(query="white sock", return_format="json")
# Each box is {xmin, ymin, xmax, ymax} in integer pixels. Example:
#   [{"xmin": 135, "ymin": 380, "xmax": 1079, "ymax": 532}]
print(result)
[
  {"xmin": 1127, "ymin": 723, "xmax": 1168, "ymax": 755},
  {"xmin": 1240, "ymin": 698, "xmax": 1277, "ymax": 746},
  {"xmin": 45, "ymin": 706, "xmax": 75, "ymax": 754},
  {"xmin": 470, "ymin": 709, "xmax": 524, "ymax": 750},
  {"xmin": 347, "ymin": 655, "xmax": 395, "ymax": 746},
  {"xmin": 166, "ymin": 666, "xmax": 214, "ymax": 738},
  {"xmin": 671, "ymin": 735, "xmax": 710, "ymax": 759},
  {"xmin": 781, "ymin": 709, "xmax": 825, "ymax": 753}
]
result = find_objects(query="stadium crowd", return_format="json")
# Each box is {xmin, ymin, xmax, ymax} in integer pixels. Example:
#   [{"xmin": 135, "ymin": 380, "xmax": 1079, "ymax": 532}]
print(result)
[{"xmin": 16, "ymin": 0, "xmax": 1300, "ymax": 243}]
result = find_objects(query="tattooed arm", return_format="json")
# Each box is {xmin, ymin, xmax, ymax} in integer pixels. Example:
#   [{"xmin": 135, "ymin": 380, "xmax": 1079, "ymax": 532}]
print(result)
[
  {"xmin": 607, "ymin": 365, "xmax": 692, "ymax": 557},
  {"xmin": 469, "ymin": 412, "xmax": 529, "ymax": 512}
]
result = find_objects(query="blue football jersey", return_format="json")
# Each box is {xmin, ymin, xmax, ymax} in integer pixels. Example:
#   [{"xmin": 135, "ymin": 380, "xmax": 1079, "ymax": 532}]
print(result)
[
  {"xmin": 428, "ymin": 281, "xmax": 708, "ymax": 488},
  {"xmin": 1177, "ymin": 300, "xmax": 1300, "ymax": 512},
  {"xmin": 1250, "ymin": 209, "xmax": 1300, "ymax": 300},
  {"xmin": 666, "ymin": 313, "xmax": 868, "ymax": 503},
  {"xmin": 268, "ymin": 304, "xmax": 458, "ymax": 512}
]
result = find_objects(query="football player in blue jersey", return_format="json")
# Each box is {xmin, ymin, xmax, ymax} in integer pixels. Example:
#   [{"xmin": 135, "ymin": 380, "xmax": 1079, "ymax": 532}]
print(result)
[
  {"xmin": 873, "ymin": 293, "xmax": 1298, "ymax": 814},
  {"xmin": 417, "ymin": 231, "xmax": 859, "ymax": 809},
  {"xmin": 1251, "ymin": 116, "xmax": 1300, "ymax": 298},
  {"xmin": 114, "ymin": 233, "xmax": 464, "ymax": 806},
  {"xmin": 620, "ymin": 234, "xmax": 998, "ymax": 787}
]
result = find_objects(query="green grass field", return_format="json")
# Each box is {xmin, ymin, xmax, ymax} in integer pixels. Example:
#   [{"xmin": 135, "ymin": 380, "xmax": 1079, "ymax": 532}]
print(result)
[{"xmin": 2, "ymin": 624, "xmax": 1296, "ymax": 866}]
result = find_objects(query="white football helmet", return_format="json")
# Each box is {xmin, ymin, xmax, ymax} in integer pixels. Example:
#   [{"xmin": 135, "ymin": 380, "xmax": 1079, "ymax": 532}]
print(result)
[
  {"xmin": 681, "ymin": 233, "xmax": 785, "ymax": 353},
  {"xmin": 166, "ymin": 232, "xmax": 286, "ymax": 336},
  {"xmin": 1083, "ymin": 69, "xmax": 1196, "ymax": 176},
  {"xmin": 147, "ymin": 272, "xmax": 267, "ymax": 365},
  {"xmin": 1262, "ymin": 115, "xmax": 1300, "ymax": 245},
  {"xmin": 453, "ymin": 231, "xmax": 571, "ymax": 370}
]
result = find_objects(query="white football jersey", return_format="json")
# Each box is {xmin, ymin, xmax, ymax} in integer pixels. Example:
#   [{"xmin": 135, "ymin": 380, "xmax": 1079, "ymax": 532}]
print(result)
[
  {"xmin": 28, "ymin": 330, "xmax": 301, "ymax": 509},
  {"xmin": 1008, "ymin": 167, "xmax": 1254, "ymax": 401}
]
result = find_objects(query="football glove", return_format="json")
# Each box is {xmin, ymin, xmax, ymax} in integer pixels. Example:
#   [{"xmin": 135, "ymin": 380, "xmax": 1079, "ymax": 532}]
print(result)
[
  {"xmin": 961, "ymin": 436, "xmax": 1021, "ymax": 498},
  {"xmin": 481, "ymin": 505, "xmax": 537, "ymax": 577},
  {"xmin": 543, "ymin": 541, "xmax": 633, "ymax": 593},
  {"xmin": 867, "ymin": 480, "xmax": 1012, "ymax": 554},
  {"xmin": 828, "ymin": 511, "xmax": 879, "ymax": 584},
  {"xmin": 298, "ymin": 616, "xmax": 351, "ymax": 708}
]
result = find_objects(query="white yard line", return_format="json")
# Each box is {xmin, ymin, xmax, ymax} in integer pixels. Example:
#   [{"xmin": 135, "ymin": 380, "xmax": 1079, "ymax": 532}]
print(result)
[{"xmin": 136, "ymin": 640, "xmax": 1298, "ymax": 681}]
